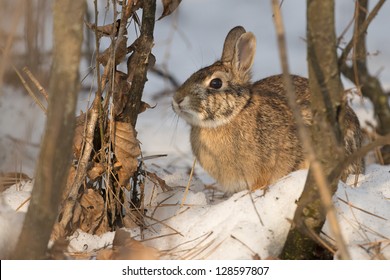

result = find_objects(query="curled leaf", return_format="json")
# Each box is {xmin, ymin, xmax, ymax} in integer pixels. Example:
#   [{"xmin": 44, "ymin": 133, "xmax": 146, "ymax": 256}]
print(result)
[
  {"xmin": 159, "ymin": 0, "xmax": 182, "ymax": 20},
  {"xmin": 139, "ymin": 101, "xmax": 155, "ymax": 114},
  {"xmin": 112, "ymin": 121, "xmax": 141, "ymax": 186},
  {"xmin": 97, "ymin": 38, "xmax": 127, "ymax": 66},
  {"xmin": 146, "ymin": 171, "xmax": 171, "ymax": 191},
  {"xmin": 127, "ymin": 52, "xmax": 155, "ymax": 85},
  {"xmin": 85, "ymin": 19, "xmax": 123, "ymax": 37}
]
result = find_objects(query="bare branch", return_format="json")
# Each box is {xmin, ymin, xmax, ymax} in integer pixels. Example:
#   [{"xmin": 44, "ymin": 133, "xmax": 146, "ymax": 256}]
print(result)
[{"xmin": 338, "ymin": 0, "xmax": 386, "ymax": 67}]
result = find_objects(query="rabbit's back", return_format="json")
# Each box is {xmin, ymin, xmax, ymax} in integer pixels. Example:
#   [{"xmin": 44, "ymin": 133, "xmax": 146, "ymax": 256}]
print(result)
[
  {"xmin": 254, "ymin": 74, "xmax": 312, "ymax": 125},
  {"xmin": 255, "ymin": 74, "xmax": 364, "ymax": 177}
]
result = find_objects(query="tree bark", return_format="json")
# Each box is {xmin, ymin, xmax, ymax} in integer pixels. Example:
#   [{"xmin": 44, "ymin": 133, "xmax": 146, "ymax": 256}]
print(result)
[
  {"xmin": 281, "ymin": 0, "xmax": 348, "ymax": 259},
  {"xmin": 11, "ymin": 0, "xmax": 85, "ymax": 259},
  {"xmin": 119, "ymin": 0, "xmax": 156, "ymax": 127}
]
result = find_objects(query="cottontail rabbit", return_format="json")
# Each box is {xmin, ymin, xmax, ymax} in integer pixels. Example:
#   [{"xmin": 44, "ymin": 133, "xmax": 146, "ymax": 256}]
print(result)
[{"xmin": 172, "ymin": 26, "xmax": 364, "ymax": 193}]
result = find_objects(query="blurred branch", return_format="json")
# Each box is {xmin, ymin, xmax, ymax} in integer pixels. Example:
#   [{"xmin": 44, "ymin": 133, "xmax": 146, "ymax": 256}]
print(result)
[
  {"xmin": 11, "ymin": 0, "xmax": 85, "ymax": 259},
  {"xmin": 0, "ymin": 1, "xmax": 24, "ymax": 94},
  {"xmin": 338, "ymin": 0, "xmax": 386, "ymax": 67},
  {"xmin": 150, "ymin": 66, "xmax": 180, "ymax": 88}
]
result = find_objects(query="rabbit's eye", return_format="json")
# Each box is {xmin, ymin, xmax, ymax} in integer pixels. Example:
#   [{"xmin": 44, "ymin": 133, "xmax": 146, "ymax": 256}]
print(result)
[{"xmin": 209, "ymin": 78, "xmax": 222, "ymax": 89}]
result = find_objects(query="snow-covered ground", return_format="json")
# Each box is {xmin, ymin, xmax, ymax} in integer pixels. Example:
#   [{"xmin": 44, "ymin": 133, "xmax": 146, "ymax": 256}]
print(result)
[
  {"xmin": 1, "ymin": 163, "xmax": 389, "ymax": 260},
  {"xmin": 71, "ymin": 164, "xmax": 390, "ymax": 260},
  {"xmin": 1, "ymin": 0, "xmax": 390, "ymax": 259}
]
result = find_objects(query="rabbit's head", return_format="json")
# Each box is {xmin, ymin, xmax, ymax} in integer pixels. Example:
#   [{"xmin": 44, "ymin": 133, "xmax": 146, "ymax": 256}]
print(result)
[{"xmin": 173, "ymin": 26, "xmax": 257, "ymax": 128}]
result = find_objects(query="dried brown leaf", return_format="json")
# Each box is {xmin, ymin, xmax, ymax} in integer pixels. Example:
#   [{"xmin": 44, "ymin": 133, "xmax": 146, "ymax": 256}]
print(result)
[
  {"xmin": 147, "ymin": 53, "xmax": 156, "ymax": 69},
  {"xmin": 113, "ymin": 71, "xmax": 131, "ymax": 117},
  {"xmin": 112, "ymin": 122, "xmax": 141, "ymax": 186},
  {"xmin": 97, "ymin": 229, "xmax": 159, "ymax": 260},
  {"xmin": 146, "ymin": 171, "xmax": 171, "ymax": 191},
  {"xmin": 138, "ymin": 101, "xmax": 155, "ymax": 114},
  {"xmin": 85, "ymin": 19, "xmax": 122, "ymax": 37},
  {"xmin": 97, "ymin": 38, "xmax": 127, "ymax": 66},
  {"xmin": 87, "ymin": 163, "xmax": 105, "ymax": 181},
  {"xmin": 79, "ymin": 189, "xmax": 109, "ymax": 235},
  {"xmin": 126, "ymin": 50, "xmax": 155, "ymax": 86},
  {"xmin": 159, "ymin": 0, "xmax": 182, "ymax": 20}
]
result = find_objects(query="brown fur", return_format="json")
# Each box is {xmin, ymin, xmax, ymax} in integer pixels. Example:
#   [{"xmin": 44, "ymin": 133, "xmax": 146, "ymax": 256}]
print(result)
[{"xmin": 172, "ymin": 26, "xmax": 364, "ymax": 193}]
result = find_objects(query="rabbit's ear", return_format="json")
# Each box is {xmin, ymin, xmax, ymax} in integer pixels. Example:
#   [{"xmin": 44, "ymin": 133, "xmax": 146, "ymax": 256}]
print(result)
[
  {"xmin": 221, "ymin": 26, "xmax": 246, "ymax": 62},
  {"xmin": 232, "ymin": 32, "xmax": 256, "ymax": 78}
]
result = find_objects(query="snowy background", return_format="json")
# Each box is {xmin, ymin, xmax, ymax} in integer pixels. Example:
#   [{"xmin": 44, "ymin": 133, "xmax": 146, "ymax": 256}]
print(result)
[{"xmin": 0, "ymin": 0, "xmax": 389, "ymax": 259}]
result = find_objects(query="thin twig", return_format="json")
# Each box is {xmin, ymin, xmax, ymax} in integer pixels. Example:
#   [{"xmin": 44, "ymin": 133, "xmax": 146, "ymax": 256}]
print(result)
[
  {"xmin": 230, "ymin": 234, "xmax": 260, "ymax": 258},
  {"xmin": 338, "ymin": 0, "xmax": 386, "ymax": 66},
  {"xmin": 352, "ymin": 1, "xmax": 362, "ymax": 96},
  {"xmin": 180, "ymin": 158, "xmax": 196, "ymax": 207},
  {"xmin": 22, "ymin": 66, "xmax": 49, "ymax": 101},
  {"xmin": 93, "ymin": 0, "xmax": 102, "ymax": 95},
  {"xmin": 338, "ymin": 197, "xmax": 387, "ymax": 221},
  {"xmin": 144, "ymin": 214, "xmax": 184, "ymax": 237},
  {"xmin": 12, "ymin": 64, "xmax": 47, "ymax": 114},
  {"xmin": 15, "ymin": 197, "xmax": 31, "ymax": 212},
  {"xmin": 248, "ymin": 190, "xmax": 264, "ymax": 226}
]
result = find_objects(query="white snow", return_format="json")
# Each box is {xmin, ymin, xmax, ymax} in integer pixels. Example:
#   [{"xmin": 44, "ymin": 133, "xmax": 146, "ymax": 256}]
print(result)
[
  {"xmin": 1, "ymin": 165, "xmax": 389, "ymax": 260},
  {"xmin": 0, "ymin": 181, "xmax": 31, "ymax": 259},
  {"xmin": 324, "ymin": 164, "xmax": 390, "ymax": 259}
]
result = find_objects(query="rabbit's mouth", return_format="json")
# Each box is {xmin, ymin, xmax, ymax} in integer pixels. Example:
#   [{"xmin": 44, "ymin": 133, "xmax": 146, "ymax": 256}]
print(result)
[{"xmin": 172, "ymin": 99, "xmax": 201, "ymax": 126}]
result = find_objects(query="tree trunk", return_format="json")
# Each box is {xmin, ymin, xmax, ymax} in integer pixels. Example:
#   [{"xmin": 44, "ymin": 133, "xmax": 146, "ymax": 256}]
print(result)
[
  {"xmin": 281, "ymin": 0, "xmax": 347, "ymax": 259},
  {"xmin": 11, "ymin": 0, "xmax": 85, "ymax": 259}
]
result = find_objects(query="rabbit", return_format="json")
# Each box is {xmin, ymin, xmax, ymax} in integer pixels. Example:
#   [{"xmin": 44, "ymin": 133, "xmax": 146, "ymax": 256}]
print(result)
[{"xmin": 172, "ymin": 26, "xmax": 364, "ymax": 193}]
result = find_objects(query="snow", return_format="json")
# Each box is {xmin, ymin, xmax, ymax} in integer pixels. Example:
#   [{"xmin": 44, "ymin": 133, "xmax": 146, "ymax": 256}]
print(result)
[
  {"xmin": 1, "ymin": 165, "xmax": 389, "ymax": 260},
  {"xmin": 134, "ymin": 169, "xmax": 308, "ymax": 260},
  {"xmin": 0, "ymin": 182, "xmax": 31, "ymax": 259},
  {"xmin": 325, "ymin": 164, "xmax": 390, "ymax": 259},
  {"xmin": 1, "ymin": 0, "xmax": 390, "ymax": 260}
]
